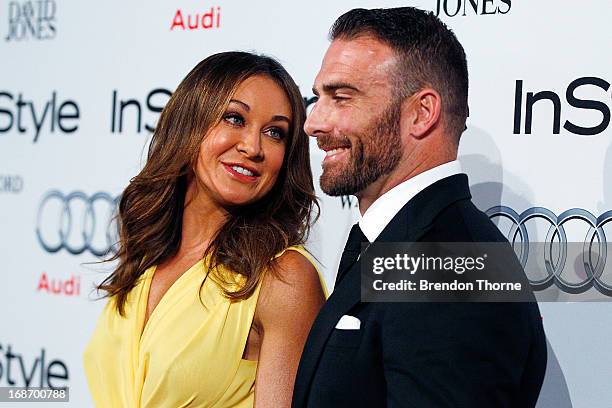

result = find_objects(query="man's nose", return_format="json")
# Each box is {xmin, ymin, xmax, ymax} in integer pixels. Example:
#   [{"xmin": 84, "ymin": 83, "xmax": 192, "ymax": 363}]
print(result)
[{"xmin": 304, "ymin": 99, "xmax": 333, "ymax": 138}]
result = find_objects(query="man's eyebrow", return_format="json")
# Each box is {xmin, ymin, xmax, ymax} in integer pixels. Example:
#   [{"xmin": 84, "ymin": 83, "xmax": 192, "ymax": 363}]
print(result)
[
  {"xmin": 229, "ymin": 99, "xmax": 250, "ymax": 111},
  {"xmin": 312, "ymin": 82, "xmax": 361, "ymax": 96}
]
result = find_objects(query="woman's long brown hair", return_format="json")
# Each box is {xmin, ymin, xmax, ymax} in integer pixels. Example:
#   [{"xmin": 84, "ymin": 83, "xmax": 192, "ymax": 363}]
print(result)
[{"xmin": 98, "ymin": 52, "xmax": 318, "ymax": 315}]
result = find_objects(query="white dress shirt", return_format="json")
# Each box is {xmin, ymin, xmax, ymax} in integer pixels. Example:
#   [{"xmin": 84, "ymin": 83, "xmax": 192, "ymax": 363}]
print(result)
[{"xmin": 359, "ymin": 160, "xmax": 463, "ymax": 242}]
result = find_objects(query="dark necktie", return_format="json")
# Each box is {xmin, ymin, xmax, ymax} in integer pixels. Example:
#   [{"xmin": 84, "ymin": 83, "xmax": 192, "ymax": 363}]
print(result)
[{"xmin": 336, "ymin": 223, "xmax": 368, "ymax": 285}]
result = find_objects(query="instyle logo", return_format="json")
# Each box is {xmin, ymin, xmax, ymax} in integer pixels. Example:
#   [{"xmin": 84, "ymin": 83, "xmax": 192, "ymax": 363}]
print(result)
[
  {"xmin": 0, "ymin": 88, "xmax": 177, "ymax": 140},
  {"xmin": 0, "ymin": 91, "xmax": 79, "ymax": 143},
  {"xmin": 170, "ymin": 7, "xmax": 221, "ymax": 31},
  {"xmin": 37, "ymin": 272, "xmax": 81, "ymax": 296},
  {"xmin": 36, "ymin": 190, "xmax": 119, "ymax": 256},
  {"xmin": 0, "ymin": 175, "xmax": 23, "ymax": 193},
  {"xmin": 513, "ymin": 77, "xmax": 611, "ymax": 136},
  {"xmin": 111, "ymin": 88, "xmax": 171, "ymax": 133},
  {"xmin": 0, "ymin": 342, "xmax": 68, "ymax": 389},
  {"xmin": 5, "ymin": 0, "xmax": 56, "ymax": 41},
  {"xmin": 435, "ymin": 0, "xmax": 511, "ymax": 17}
]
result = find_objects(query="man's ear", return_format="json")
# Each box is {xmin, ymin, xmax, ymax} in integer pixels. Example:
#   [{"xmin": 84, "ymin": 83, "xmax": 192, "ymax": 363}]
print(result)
[{"xmin": 401, "ymin": 88, "xmax": 442, "ymax": 139}]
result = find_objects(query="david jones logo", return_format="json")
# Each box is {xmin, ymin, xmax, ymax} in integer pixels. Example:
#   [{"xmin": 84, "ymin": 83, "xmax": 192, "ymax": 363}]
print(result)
[{"xmin": 5, "ymin": 0, "xmax": 57, "ymax": 41}]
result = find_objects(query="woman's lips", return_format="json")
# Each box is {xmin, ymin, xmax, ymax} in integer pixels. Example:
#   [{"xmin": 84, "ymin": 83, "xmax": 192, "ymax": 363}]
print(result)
[{"xmin": 222, "ymin": 163, "xmax": 259, "ymax": 182}]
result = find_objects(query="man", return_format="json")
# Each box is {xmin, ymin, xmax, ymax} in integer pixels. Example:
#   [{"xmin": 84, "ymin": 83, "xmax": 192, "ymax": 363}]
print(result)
[{"xmin": 293, "ymin": 7, "xmax": 547, "ymax": 408}]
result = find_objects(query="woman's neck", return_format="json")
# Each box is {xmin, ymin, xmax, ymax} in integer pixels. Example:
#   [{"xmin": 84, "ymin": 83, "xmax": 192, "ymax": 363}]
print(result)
[{"xmin": 178, "ymin": 181, "xmax": 228, "ymax": 258}]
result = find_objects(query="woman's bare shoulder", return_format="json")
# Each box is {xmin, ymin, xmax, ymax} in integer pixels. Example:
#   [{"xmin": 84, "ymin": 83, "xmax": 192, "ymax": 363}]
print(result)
[{"xmin": 256, "ymin": 249, "xmax": 325, "ymax": 329}]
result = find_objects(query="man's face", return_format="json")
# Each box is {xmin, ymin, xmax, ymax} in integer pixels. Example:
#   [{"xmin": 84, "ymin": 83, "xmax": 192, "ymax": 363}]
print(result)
[{"xmin": 305, "ymin": 36, "xmax": 402, "ymax": 196}]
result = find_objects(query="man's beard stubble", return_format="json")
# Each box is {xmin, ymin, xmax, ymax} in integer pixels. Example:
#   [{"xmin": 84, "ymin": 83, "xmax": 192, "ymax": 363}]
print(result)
[{"xmin": 319, "ymin": 101, "xmax": 402, "ymax": 196}]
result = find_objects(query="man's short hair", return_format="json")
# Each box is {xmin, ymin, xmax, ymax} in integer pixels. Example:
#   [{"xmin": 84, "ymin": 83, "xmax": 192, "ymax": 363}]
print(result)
[{"xmin": 330, "ymin": 7, "xmax": 469, "ymax": 140}]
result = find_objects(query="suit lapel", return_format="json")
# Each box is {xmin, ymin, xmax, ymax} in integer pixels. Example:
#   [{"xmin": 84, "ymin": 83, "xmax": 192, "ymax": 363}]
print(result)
[
  {"xmin": 293, "ymin": 174, "xmax": 472, "ymax": 407},
  {"xmin": 376, "ymin": 173, "xmax": 471, "ymax": 243}
]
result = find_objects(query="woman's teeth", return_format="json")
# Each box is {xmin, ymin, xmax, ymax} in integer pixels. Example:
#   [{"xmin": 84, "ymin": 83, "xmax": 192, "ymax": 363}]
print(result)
[{"xmin": 231, "ymin": 165, "xmax": 254, "ymax": 176}]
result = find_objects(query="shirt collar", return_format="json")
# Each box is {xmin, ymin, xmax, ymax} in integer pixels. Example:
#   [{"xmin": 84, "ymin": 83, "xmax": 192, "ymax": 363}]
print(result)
[{"xmin": 358, "ymin": 160, "xmax": 463, "ymax": 242}]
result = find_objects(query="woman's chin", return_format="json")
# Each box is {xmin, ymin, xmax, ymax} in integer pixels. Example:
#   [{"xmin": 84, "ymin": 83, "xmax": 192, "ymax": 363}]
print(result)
[{"xmin": 220, "ymin": 195, "xmax": 260, "ymax": 209}]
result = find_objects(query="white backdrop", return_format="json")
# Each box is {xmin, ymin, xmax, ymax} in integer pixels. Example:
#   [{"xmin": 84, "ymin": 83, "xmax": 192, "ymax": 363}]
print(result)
[{"xmin": 1, "ymin": 1, "xmax": 611, "ymax": 406}]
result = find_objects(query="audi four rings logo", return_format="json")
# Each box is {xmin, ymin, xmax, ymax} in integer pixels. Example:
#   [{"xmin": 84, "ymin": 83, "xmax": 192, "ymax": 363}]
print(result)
[
  {"xmin": 486, "ymin": 206, "xmax": 612, "ymax": 296},
  {"xmin": 36, "ymin": 191, "xmax": 119, "ymax": 256}
]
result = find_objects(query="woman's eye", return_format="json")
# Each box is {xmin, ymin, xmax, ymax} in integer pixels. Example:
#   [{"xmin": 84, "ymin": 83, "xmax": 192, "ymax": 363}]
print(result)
[
  {"xmin": 224, "ymin": 113, "xmax": 244, "ymax": 126},
  {"xmin": 266, "ymin": 127, "xmax": 286, "ymax": 140}
]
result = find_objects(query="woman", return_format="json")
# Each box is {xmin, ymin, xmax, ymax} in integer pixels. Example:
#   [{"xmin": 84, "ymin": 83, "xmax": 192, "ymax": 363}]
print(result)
[{"xmin": 84, "ymin": 52, "xmax": 327, "ymax": 407}]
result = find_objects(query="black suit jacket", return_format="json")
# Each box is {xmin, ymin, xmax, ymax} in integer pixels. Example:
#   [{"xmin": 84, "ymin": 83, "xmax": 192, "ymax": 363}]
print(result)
[{"xmin": 292, "ymin": 174, "xmax": 547, "ymax": 408}]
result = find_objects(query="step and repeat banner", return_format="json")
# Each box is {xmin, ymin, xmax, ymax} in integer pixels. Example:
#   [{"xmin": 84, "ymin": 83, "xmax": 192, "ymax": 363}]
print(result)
[{"xmin": 1, "ymin": 1, "xmax": 610, "ymax": 406}]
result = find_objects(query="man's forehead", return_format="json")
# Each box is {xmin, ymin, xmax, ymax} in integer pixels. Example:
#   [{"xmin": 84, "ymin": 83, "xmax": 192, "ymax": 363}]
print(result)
[{"xmin": 315, "ymin": 36, "xmax": 396, "ymax": 88}]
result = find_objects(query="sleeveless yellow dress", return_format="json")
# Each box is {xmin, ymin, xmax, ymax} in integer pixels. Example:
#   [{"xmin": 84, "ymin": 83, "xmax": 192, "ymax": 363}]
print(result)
[{"xmin": 83, "ymin": 246, "xmax": 326, "ymax": 408}]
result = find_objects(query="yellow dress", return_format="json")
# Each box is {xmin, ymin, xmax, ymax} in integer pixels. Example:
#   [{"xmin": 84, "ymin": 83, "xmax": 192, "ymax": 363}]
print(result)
[{"xmin": 83, "ymin": 246, "xmax": 326, "ymax": 408}]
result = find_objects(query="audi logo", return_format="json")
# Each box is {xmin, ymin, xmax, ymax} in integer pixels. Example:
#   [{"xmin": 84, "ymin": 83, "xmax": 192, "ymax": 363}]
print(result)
[
  {"xmin": 486, "ymin": 206, "xmax": 612, "ymax": 296},
  {"xmin": 36, "ymin": 191, "xmax": 120, "ymax": 256}
]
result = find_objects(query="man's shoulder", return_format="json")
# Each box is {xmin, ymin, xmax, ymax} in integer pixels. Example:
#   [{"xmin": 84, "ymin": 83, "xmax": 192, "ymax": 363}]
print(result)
[{"xmin": 424, "ymin": 197, "xmax": 508, "ymax": 243}]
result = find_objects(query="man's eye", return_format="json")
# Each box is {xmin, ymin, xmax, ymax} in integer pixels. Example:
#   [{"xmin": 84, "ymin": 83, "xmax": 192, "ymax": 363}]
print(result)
[{"xmin": 224, "ymin": 113, "xmax": 244, "ymax": 126}]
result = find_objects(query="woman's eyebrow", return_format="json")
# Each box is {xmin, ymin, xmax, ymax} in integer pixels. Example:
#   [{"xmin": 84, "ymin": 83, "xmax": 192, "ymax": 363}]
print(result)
[
  {"xmin": 229, "ymin": 99, "xmax": 250, "ymax": 111},
  {"xmin": 272, "ymin": 115, "xmax": 291, "ymax": 124},
  {"xmin": 229, "ymin": 99, "xmax": 290, "ymax": 124}
]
